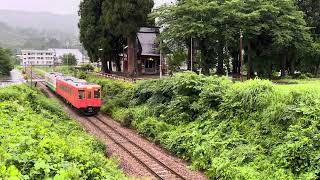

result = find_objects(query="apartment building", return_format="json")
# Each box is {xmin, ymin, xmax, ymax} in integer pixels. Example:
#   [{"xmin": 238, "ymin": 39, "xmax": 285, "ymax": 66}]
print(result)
[
  {"xmin": 21, "ymin": 50, "xmax": 55, "ymax": 66},
  {"xmin": 21, "ymin": 49, "xmax": 87, "ymax": 66}
]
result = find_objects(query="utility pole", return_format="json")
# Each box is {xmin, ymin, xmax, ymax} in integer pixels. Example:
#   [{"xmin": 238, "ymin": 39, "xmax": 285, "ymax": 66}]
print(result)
[
  {"xmin": 191, "ymin": 37, "xmax": 193, "ymax": 72},
  {"xmin": 30, "ymin": 62, "xmax": 33, "ymax": 87},
  {"xmin": 160, "ymin": 49, "xmax": 163, "ymax": 79},
  {"xmin": 66, "ymin": 41, "xmax": 69, "ymax": 74},
  {"xmin": 239, "ymin": 30, "xmax": 244, "ymax": 81},
  {"xmin": 99, "ymin": 48, "xmax": 103, "ymax": 72}
]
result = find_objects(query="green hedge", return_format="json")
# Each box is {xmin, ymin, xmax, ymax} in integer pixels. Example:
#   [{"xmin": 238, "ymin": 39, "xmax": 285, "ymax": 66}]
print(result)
[
  {"xmin": 0, "ymin": 85, "xmax": 126, "ymax": 179},
  {"xmin": 88, "ymin": 72, "xmax": 320, "ymax": 179}
]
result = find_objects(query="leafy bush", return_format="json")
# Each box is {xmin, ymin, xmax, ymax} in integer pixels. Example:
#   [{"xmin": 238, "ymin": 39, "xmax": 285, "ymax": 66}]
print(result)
[
  {"xmin": 87, "ymin": 75, "xmax": 133, "ymax": 98},
  {"xmin": 78, "ymin": 71, "xmax": 88, "ymax": 79},
  {"xmin": 136, "ymin": 117, "xmax": 171, "ymax": 141},
  {"xmin": 0, "ymin": 85, "xmax": 126, "ymax": 179},
  {"xmin": 85, "ymin": 72, "xmax": 320, "ymax": 179},
  {"xmin": 80, "ymin": 64, "xmax": 95, "ymax": 72},
  {"xmin": 167, "ymin": 49, "xmax": 187, "ymax": 72}
]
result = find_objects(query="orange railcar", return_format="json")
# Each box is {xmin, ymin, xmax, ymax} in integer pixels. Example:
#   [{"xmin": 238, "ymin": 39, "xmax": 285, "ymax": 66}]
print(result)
[{"xmin": 46, "ymin": 73, "xmax": 102, "ymax": 115}]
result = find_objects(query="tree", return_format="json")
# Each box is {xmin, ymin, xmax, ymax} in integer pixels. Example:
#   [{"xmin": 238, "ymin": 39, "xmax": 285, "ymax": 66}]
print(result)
[
  {"xmin": 152, "ymin": 0, "xmax": 221, "ymax": 75},
  {"xmin": 154, "ymin": 0, "xmax": 310, "ymax": 78},
  {"xmin": 62, "ymin": 53, "xmax": 77, "ymax": 66},
  {"xmin": 79, "ymin": 0, "xmax": 106, "ymax": 71},
  {"xmin": 167, "ymin": 49, "xmax": 187, "ymax": 72},
  {"xmin": 0, "ymin": 48, "xmax": 14, "ymax": 76},
  {"xmin": 79, "ymin": 0, "xmax": 154, "ymax": 74},
  {"xmin": 102, "ymin": 0, "xmax": 154, "ymax": 75},
  {"xmin": 296, "ymin": 0, "xmax": 320, "ymax": 76}
]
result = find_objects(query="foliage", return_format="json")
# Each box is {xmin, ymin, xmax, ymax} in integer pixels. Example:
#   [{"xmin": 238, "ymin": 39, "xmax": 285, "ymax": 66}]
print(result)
[
  {"xmin": 79, "ymin": 0, "xmax": 153, "ymax": 73},
  {"xmin": 91, "ymin": 72, "xmax": 320, "ymax": 179},
  {"xmin": 86, "ymin": 75, "xmax": 134, "ymax": 115},
  {"xmin": 0, "ymin": 47, "xmax": 14, "ymax": 76},
  {"xmin": 0, "ymin": 85, "xmax": 126, "ymax": 179},
  {"xmin": 62, "ymin": 53, "xmax": 77, "ymax": 66},
  {"xmin": 167, "ymin": 49, "xmax": 187, "ymax": 72},
  {"xmin": 80, "ymin": 64, "xmax": 95, "ymax": 72},
  {"xmin": 152, "ymin": 0, "xmax": 313, "ymax": 78},
  {"xmin": 102, "ymin": 0, "xmax": 154, "ymax": 37}
]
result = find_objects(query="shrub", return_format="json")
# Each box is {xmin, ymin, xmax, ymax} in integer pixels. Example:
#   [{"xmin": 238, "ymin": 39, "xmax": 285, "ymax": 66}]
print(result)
[
  {"xmin": 121, "ymin": 111, "xmax": 134, "ymax": 127},
  {"xmin": 80, "ymin": 64, "xmax": 95, "ymax": 72},
  {"xmin": 0, "ymin": 85, "xmax": 127, "ymax": 179},
  {"xmin": 136, "ymin": 117, "xmax": 170, "ymax": 140},
  {"xmin": 86, "ymin": 73, "xmax": 320, "ymax": 179},
  {"xmin": 78, "ymin": 71, "xmax": 88, "ymax": 79},
  {"xmin": 219, "ymin": 79, "xmax": 274, "ymax": 117}
]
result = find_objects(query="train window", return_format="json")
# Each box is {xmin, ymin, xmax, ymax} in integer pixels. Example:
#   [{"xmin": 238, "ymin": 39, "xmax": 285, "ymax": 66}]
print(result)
[
  {"xmin": 94, "ymin": 89, "xmax": 101, "ymax": 98},
  {"xmin": 79, "ymin": 90, "xmax": 85, "ymax": 99},
  {"xmin": 88, "ymin": 91, "xmax": 92, "ymax": 99}
]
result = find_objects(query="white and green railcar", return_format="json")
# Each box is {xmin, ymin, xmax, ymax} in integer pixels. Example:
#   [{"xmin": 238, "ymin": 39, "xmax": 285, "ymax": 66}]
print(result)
[{"xmin": 44, "ymin": 72, "xmax": 63, "ymax": 92}]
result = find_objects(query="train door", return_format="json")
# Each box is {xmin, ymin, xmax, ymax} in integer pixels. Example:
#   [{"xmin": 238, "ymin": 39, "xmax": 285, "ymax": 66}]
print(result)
[
  {"xmin": 88, "ymin": 90, "xmax": 92, "ymax": 99},
  {"xmin": 87, "ymin": 89, "xmax": 93, "ymax": 106}
]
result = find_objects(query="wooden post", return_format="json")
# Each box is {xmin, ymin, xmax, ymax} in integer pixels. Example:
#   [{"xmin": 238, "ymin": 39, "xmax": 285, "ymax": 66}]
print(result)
[
  {"xmin": 127, "ymin": 36, "xmax": 137, "ymax": 76},
  {"xmin": 160, "ymin": 50, "xmax": 163, "ymax": 78},
  {"xmin": 240, "ymin": 30, "xmax": 244, "ymax": 81},
  {"xmin": 30, "ymin": 63, "xmax": 33, "ymax": 87}
]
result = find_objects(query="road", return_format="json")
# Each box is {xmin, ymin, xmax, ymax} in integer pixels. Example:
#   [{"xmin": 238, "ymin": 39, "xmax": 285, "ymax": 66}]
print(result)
[{"xmin": 0, "ymin": 69, "xmax": 26, "ymax": 88}]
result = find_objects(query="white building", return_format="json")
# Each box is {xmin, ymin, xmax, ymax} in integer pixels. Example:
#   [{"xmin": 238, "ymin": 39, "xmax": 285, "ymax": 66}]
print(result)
[
  {"xmin": 21, "ymin": 49, "xmax": 88, "ymax": 66},
  {"xmin": 50, "ymin": 49, "xmax": 89, "ymax": 65},
  {"xmin": 21, "ymin": 50, "xmax": 55, "ymax": 66}
]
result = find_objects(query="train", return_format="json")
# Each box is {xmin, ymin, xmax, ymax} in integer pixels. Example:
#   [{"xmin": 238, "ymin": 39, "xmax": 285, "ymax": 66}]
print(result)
[{"xmin": 44, "ymin": 72, "xmax": 102, "ymax": 115}]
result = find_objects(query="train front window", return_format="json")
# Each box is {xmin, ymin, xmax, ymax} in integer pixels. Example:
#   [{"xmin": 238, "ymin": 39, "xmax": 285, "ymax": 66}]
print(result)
[
  {"xmin": 94, "ymin": 89, "xmax": 101, "ymax": 98},
  {"xmin": 79, "ymin": 90, "xmax": 85, "ymax": 99}
]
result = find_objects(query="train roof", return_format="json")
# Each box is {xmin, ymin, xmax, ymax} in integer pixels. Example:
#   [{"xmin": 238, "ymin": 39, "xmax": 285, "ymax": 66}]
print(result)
[
  {"xmin": 62, "ymin": 76, "xmax": 100, "ymax": 88},
  {"xmin": 46, "ymin": 72, "xmax": 100, "ymax": 88},
  {"xmin": 46, "ymin": 72, "xmax": 63, "ymax": 77}
]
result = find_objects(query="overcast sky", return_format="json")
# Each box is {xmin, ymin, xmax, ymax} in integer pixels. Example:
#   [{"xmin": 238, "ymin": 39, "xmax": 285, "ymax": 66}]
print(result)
[{"xmin": 0, "ymin": 0, "xmax": 175, "ymax": 15}]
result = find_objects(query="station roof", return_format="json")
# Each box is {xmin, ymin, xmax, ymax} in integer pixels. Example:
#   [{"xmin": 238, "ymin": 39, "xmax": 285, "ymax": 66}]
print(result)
[{"xmin": 137, "ymin": 27, "xmax": 160, "ymax": 57}]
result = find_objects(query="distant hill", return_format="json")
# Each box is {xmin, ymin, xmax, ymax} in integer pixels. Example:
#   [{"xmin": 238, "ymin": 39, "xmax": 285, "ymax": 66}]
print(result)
[
  {"xmin": 0, "ymin": 22, "xmax": 27, "ymax": 49},
  {"xmin": 0, "ymin": 10, "xmax": 79, "ymax": 35},
  {"xmin": 0, "ymin": 22, "xmax": 81, "ymax": 50}
]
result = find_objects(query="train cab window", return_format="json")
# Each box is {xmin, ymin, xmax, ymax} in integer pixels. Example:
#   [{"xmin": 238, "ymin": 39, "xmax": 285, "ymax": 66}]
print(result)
[
  {"xmin": 94, "ymin": 89, "xmax": 101, "ymax": 98},
  {"xmin": 79, "ymin": 90, "xmax": 85, "ymax": 99},
  {"xmin": 88, "ymin": 91, "xmax": 92, "ymax": 99}
]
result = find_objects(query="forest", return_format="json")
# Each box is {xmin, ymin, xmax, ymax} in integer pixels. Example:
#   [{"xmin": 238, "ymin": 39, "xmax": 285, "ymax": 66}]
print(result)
[{"xmin": 79, "ymin": 0, "xmax": 320, "ymax": 79}]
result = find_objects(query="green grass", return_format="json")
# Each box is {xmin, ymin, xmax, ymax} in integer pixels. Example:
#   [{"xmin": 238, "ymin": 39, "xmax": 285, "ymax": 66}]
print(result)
[{"xmin": 274, "ymin": 78, "xmax": 320, "ymax": 94}]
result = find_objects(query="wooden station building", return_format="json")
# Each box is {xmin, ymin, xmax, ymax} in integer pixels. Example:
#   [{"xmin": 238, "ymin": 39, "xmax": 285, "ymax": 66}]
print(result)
[{"xmin": 123, "ymin": 27, "xmax": 165, "ymax": 76}]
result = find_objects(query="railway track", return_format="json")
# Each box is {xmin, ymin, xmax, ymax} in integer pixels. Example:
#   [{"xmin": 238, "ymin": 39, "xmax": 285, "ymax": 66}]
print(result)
[
  {"xmin": 29, "ymin": 73, "xmax": 188, "ymax": 180},
  {"xmin": 86, "ymin": 115, "xmax": 186, "ymax": 180}
]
